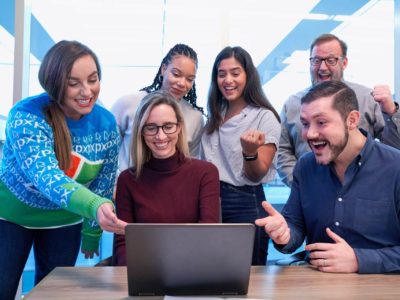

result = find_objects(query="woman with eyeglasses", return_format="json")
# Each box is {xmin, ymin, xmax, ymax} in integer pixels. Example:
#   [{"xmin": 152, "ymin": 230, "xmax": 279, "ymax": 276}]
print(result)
[
  {"xmin": 111, "ymin": 44, "xmax": 205, "ymax": 173},
  {"xmin": 113, "ymin": 91, "xmax": 220, "ymax": 266}
]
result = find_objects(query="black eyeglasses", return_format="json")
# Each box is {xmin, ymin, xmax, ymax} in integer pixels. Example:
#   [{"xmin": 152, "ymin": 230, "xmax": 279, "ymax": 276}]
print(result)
[
  {"xmin": 309, "ymin": 56, "xmax": 342, "ymax": 66},
  {"xmin": 142, "ymin": 123, "xmax": 178, "ymax": 136}
]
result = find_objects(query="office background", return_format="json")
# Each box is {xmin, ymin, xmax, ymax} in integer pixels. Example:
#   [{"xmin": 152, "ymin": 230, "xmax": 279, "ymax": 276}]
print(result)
[{"xmin": 1, "ymin": 0, "xmax": 399, "ymax": 295}]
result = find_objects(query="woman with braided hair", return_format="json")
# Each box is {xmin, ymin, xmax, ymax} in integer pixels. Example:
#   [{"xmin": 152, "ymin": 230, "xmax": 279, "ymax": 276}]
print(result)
[{"xmin": 111, "ymin": 44, "xmax": 205, "ymax": 173}]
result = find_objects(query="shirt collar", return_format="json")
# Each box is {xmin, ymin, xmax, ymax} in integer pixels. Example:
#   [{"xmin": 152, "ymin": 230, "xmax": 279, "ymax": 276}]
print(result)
[
  {"xmin": 221, "ymin": 104, "xmax": 251, "ymax": 121},
  {"xmin": 357, "ymin": 128, "xmax": 374, "ymax": 162}
]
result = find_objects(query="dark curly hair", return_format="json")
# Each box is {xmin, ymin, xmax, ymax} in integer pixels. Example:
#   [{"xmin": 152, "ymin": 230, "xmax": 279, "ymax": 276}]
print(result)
[{"xmin": 140, "ymin": 43, "xmax": 204, "ymax": 114}]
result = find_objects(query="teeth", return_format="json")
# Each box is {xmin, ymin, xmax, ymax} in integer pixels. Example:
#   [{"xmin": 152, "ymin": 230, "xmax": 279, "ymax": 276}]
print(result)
[
  {"xmin": 319, "ymin": 74, "xmax": 330, "ymax": 79},
  {"xmin": 225, "ymin": 87, "xmax": 235, "ymax": 90},
  {"xmin": 77, "ymin": 98, "xmax": 90, "ymax": 105},
  {"xmin": 312, "ymin": 141, "xmax": 326, "ymax": 146},
  {"xmin": 155, "ymin": 142, "xmax": 168, "ymax": 149}
]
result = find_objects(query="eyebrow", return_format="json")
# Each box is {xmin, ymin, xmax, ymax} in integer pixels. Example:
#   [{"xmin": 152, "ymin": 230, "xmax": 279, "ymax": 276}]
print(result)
[
  {"xmin": 172, "ymin": 68, "xmax": 195, "ymax": 78},
  {"xmin": 68, "ymin": 71, "xmax": 98, "ymax": 80},
  {"xmin": 310, "ymin": 112, "xmax": 327, "ymax": 118},
  {"xmin": 171, "ymin": 67, "xmax": 182, "ymax": 73},
  {"xmin": 301, "ymin": 112, "xmax": 328, "ymax": 121},
  {"xmin": 218, "ymin": 67, "xmax": 241, "ymax": 72}
]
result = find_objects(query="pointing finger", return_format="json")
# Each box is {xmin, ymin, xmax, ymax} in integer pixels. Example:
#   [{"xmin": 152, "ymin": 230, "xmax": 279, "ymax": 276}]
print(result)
[
  {"xmin": 325, "ymin": 227, "xmax": 344, "ymax": 243},
  {"xmin": 261, "ymin": 201, "xmax": 278, "ymax": 216}
]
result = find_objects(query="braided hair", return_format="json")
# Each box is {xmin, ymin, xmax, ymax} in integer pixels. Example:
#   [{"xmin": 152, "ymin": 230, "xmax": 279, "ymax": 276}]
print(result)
[{"xmin": 140, "ymin": 43, "xmax": 204, "ymax": 114}]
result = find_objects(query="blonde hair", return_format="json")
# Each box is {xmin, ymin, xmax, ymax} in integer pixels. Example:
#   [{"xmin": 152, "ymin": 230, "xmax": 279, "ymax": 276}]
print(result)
[{"xmin": 131, "ymin": 91, "xmax": 189, "ymax": 178}]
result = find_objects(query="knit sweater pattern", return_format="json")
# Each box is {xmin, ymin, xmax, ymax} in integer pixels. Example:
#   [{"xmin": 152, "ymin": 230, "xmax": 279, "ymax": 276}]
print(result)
[{"xmin": 0, "ymin": 93, "xmax": 120, "ymax": 251}]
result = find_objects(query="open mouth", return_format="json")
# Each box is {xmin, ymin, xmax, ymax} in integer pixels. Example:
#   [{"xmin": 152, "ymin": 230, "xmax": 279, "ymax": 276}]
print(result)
[
  {"xmin": 154, "ymin": 141, "xmax": 169, "ymax": 150},
  {"xmin": 318, "ymin": 73, "xmax": 331, "ymax": 81},
  {"xmin": 223, "ymin": 86, "xmax": 237, "ymax": 96},
  {"xmin": 224, "ymin": 86, "xmax": 236, "ymax": 91},
  {"xmin": 75, "ymin": 97, "xmax": 92, "ymax": 107},
  {"xmin": 310, "ymin": 140, "xmax": 328, "ymax": 153}
]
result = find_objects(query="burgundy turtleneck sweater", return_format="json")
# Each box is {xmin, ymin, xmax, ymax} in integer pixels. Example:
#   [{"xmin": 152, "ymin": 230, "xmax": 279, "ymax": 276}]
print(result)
[{"xmin": 114, "ymin": 151, "xmax": 220, "ymax": 265}]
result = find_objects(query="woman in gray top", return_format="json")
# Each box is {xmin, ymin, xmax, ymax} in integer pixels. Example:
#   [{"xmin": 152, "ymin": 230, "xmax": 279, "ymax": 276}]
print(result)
[
  {"xmin": 201, "ymin": 46, "xmax": 281, "ymax": 265},
  {"xmin": 112, "ymin": 44, "xmax": 205, "ymax": 172}
]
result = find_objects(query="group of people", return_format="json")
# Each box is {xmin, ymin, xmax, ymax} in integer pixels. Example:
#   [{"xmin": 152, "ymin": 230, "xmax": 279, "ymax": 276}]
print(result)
[
  {"xmin": 111, "ymin": 43, "xmax": 281, "ymax": 266},
  {"xmin": 0, "ymin": 32, "xmax": 399, "ymax": 299}
]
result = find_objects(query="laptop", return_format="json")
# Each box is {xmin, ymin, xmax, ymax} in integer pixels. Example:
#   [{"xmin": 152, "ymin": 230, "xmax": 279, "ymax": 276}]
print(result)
[{"xmin": 125, "ymin": 223, "xmax": 255, "ymax": 296}]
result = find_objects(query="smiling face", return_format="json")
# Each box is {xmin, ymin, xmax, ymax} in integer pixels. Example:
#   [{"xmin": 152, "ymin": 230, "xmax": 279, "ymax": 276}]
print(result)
[
  {"xmin": 142, "ymin": 104, "xmax": 182, "ymax": 159},
  {"xmin": 160, "ymin": 54, "xmax": 196, "ymax": 100},
  {"xmin": 217, "ymin": 56, "xmax": 247, "ymax": 104},
  {"xmin": 310, "ymin": 39, "xmax": 348, "ymax": 86},
  {"xmin": 300, "ymin": 96, "xmax": 349, "ymax": 165},
  {"xmin": 61, "ymin": 54, "xmax": 100, "ymax": 120}
]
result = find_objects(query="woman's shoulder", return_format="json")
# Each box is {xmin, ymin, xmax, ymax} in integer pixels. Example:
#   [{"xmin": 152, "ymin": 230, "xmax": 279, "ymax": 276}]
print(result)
[
  {"xmin": 180, "ymin": 100, "xmax": 203, "ymax": 118},
  {"xmin": 246, "ymin": 105, "xmax": 273, "ymax": 115},
  {"xmin": 90, "ymin": 104, "xmax": 118, "ymax": 126},
  {"xmin": 6, "ymin": 94, "xmax": 50, "ymax": 132},
  {"xmin": 11, "ymin": 93, "xmax": 49, "ymax": 116},
  {"xmin": 247, "ymin": 106, "xmax": 279, "ymax": 123},
  {"xmin": 111, "ymin": 91, "xmax": 148, "ymax": 113},
  {"xmin": 93, "ymin": 103, "xmax": 114, "ymax": 117},
  {"xmin": 118, "ymin": 167, "xmax": 137, "ymax": 181},
  {"xmin": 185, "ymin": 158, "xmax": 218, "ymax": 173}
]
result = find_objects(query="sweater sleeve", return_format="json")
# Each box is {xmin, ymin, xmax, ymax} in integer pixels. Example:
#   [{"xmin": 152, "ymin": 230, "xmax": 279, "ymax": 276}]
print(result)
[
  {"xmin": 6, "ymin": 110, "xmax": 110, "ymax": 219},
  {"xmin": 380, "ymin": 109, "xmax": 400, "ymax": 150},
  {"xmin": 111, "ymin": 92, "xmax": 146, "ymax": 172},
  {"xmin": 111, "ymin": 95, "xmax": 132, "ymax": 140},
  {"xmin": 189, "ymin": 113, "xmax": 205, "ymax": 159},
  {"xmin": 277, "ymin": 98, "xmax": 298, "ymax": 187},
  {"xmin": 114, "ymin": 171, "xmax": 136, "ymax": 265},
  {"xmin": 79, "ymin": 124, "xmax": 120, "ymax": 252}
]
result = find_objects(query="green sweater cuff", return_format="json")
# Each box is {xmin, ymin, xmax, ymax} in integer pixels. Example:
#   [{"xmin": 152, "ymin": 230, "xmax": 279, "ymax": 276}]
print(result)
[
  {"xmin": 81, "ymin": 218, "xmax": 103, "ymax": 252},
  {"xmin": 67, "ymin": 185, "xmax": 113, "ymax": 220}
]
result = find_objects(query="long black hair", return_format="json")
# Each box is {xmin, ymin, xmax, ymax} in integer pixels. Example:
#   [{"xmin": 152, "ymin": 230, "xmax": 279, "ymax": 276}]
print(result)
[
  {"xmin": 205, "ymin": 46, "xmax": 280, "ymax": 134},
  {"xmin": 140, "ymin": 43, "xmax": 204, "ymax": 114}
]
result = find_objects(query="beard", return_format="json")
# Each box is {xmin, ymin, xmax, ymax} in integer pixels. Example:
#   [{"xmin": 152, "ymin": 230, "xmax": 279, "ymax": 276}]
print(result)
[
  {"xmin": 311, "ymin": 69, "xmax": 344, "ymax": 86},
  {"xmin": 311, "ymin": 125, "xmax": 349, "ymax": 165}
]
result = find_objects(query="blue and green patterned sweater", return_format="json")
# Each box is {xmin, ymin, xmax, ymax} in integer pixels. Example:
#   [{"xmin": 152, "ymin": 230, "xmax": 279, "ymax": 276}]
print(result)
[{"xmin": 0, "ymin": 93, "xmax": 120, "ymax": 251}]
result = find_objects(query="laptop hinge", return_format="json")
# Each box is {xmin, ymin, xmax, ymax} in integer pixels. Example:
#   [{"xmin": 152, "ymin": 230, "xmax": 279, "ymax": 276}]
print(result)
[
  {"xmin": 138, "ymin": 292, "xmax": 156, "ymax": 296},
  {"xmin": 223, "ymin": 292, "xmax": 239, "ymax": 295}
]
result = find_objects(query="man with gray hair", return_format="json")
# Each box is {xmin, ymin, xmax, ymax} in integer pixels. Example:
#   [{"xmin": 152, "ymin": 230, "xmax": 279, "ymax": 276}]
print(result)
[{"xmin": 278, "ymin": 33, "xmax": 400, "ymax": 186}]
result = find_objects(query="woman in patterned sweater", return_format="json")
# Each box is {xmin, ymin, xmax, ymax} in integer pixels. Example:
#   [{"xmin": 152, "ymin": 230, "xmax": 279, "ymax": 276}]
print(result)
[{"xmin": 0, "ymin": 40, "xmax": 126, "ymax": 299}]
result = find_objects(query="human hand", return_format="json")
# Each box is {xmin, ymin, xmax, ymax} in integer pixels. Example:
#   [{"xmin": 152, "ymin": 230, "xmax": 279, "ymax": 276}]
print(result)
[
  {"xmin": 81, "ymin": 249, "xmax": 99, "ymax": 259},
  {"xmin": 371, "ymin": 85, "xmax": 397, "ymax": 115},
  {"xmin": 97, "ymin": 203, "xmax": 127, "ymax": 235},
  {"xmin": 306, "ymin": 227, "xmax": 358, "ymax": 273},
  {"xmin": 255, "ymin": 201, "xmax": 290, "ymax": 245},
  {"xmin": 240, "ymin": 130, "xmax": 265, "ymax": 156}
]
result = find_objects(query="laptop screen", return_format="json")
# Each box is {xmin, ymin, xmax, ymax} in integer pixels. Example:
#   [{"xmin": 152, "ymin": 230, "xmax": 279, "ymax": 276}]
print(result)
[{"xmin": 125, "ymin": 223, "xmax": 255, "ymax": 296}]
